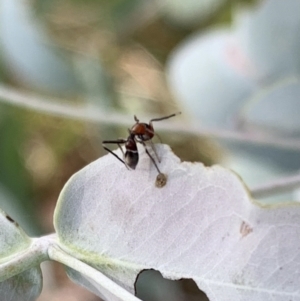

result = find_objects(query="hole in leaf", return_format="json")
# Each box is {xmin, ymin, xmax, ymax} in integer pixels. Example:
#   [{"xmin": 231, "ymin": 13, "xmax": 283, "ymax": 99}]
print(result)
[{"xmin": 135, "ymin": 269, "xmax": 209, "ymax": 301}]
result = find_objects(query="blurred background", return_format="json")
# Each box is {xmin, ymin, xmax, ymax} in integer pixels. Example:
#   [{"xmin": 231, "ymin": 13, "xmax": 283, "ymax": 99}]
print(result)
[{"xmin": 1, "ymin": 0, "xmax": 300, "ymax": 300}]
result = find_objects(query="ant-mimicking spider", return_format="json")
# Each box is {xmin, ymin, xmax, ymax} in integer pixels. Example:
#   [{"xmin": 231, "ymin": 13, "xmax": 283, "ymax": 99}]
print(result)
[{"xmin": 102, "ymin": 112, "xmax": 181, "ymax": 180}]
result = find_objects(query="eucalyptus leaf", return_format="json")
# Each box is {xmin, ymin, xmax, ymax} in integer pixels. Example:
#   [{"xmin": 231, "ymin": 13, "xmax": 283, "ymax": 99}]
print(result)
[
  {"xmin": 240, "ymin": 78, "xmax": 300, "ymax": 135},
  {"xmin": 0, "ymin": 208, "xmax": 43, "ymax": 301},
  {"xmin": 0, "ymin": 0, "xmax": 79, "ymax": 94},
  {"xmin": 167, "ymin": 27, "xmax": 257, "ymax": 128},
  {"xmin": 0, "ymin": 208, "xmax": 30, "ymax": 259},
  {"xmin": 167, "ymin": 0, "xmax": 300, "ymax": 128},
  {"xmin": 0, "ymin": 268, "xmax": 42, "ymax": 301},
  {"xmin": 166, "ymin": 0, "xmax": 300, "ymax": 192},
  {"xmin": 54, "ymin": 144, "xmax": 300, "ymax": 301},
  {"xmin": 155, "ymin": 0, "xmax": 226, "ymax": 27},
  {"xmin": 235, "ymin": 0, "xmax": 300, "ymax": 81}
]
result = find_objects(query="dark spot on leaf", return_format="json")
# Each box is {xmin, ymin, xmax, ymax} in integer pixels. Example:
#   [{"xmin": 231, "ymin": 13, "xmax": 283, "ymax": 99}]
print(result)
[
  {"xmin": 240, "ymin": 221, "xmax": 253, "ymax": 237},
  {"xmin": 135, "ymin": 269, "xmax": 209, "ymax": 301},
  {"xmin": 6, "ymin": 215, "xmax": 15, "ymax": 223},
  {"xmin": 5, "ymin": 215, "xmax": 18, "ymax": 227},
  {"xmin": 155, "ymin": 173, "xmax": 167, "ymax": 188}
]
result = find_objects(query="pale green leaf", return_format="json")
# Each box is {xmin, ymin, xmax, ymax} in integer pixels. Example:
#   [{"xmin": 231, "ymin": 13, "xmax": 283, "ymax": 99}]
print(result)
[
  {"xmin": 54, "ymin": 144, "xmax": 300, "ymax": 301},
  {"xmin": 0, "ymin": 208, "xmax": 43, "ymax": 301}
]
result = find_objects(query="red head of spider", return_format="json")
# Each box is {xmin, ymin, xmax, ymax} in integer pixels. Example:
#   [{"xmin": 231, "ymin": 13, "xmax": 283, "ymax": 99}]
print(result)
[{"xmin": 102, "ymin": 112, "xmax": 181, "ymax": 174}]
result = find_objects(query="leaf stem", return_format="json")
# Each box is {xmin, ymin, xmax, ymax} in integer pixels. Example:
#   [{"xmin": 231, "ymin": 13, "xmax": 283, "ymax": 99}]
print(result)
[
  {"xmin": 250, "ymin": 172, "xmax": 300, "ymax": 199},
  {"xmin": 48, "ymin": 245, "xmax": 142, "ymax": 301},
  {"xmin": 0, "ymin": 236, "xmax": 50, "ymax": 282},
  {"xmin": 1, "ymin": 84, "xmax": 300, "ymax": 151}
]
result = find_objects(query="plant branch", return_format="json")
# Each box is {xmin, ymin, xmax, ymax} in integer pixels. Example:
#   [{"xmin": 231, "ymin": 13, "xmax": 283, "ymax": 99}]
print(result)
[
  {"xmin": 250, "ymin": 172, "xmax": 300, "ymax": 199},
  {"xmin": 1, "ymin": 84, "xmax": 300, "ymax": 151},
  {"xmin": 0, "ymin": 237, "xmax": 50, "ymax": 282},
  {"xmin": 48, "ymin": 245, "xmax": 142, "ymax": 301}
]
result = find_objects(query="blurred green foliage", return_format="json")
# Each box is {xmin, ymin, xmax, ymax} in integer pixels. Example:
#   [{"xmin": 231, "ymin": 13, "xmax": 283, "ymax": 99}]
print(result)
[
  {"xmin": 0, "ymin": 105, "xmax": 37, "ymax": 228},
  {"xmin": 0, "ymin": 107, "xmax": 30, "ymax": 201}
]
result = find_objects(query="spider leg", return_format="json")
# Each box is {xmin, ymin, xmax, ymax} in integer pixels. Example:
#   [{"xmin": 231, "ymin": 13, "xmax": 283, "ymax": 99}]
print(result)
[
  {"xmin": 148, "ymin": 139, "xmax": 160, "ymax": 163},
  {"xmin": 102, "ymin": 139, "xmax": 130, "ymax": 169},
  {"xmin": 102, "ymin": 146, "xmax": 127, "ymax": 167},
  {"xmin": 140, "ymin": 141, "xmax": 161, "ymax": 174},
  {"xmin": 154, "ymin": 132, "xmax": 162, "ymax": 143},
  {"xmin": 117, "ymin": 143, "xmax": 130, "ymax": 170},
  {"xmin": 149, "ymin": 112, "xmax": 181, "ymax": 124}
]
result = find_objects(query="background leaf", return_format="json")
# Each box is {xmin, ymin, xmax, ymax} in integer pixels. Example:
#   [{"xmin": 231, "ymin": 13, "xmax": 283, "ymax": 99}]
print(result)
[
  {"xmin": 0, "ymin": 0, "xmax": 80, "ymax": 94},
  {"xmin": 155, "ymin": 0, "xmax": 227, "ymax": 28},
  {"xmin": 240, "ymin": 79, "xmax": 300, "ymax": 135},
  {"xmin": 0, "ymin": 107, "xmax": 40, "ymax": 235},
  {"xmin": 166, "ymin": 0, "xmax": 300, "ymax": 202}
]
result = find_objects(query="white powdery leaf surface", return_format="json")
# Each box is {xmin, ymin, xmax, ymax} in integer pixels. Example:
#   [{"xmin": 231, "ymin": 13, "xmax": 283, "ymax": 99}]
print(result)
[
  {"xmin": 0, "ymin": 268, "xmax": 42, "ymax": 301},
  {"xmin": 54, "ymin": 144, "xmax": 300, "ymax": 301},
  {"xmin": 0, "ymin": 208, "xmax": 31, "ymax": 259},
  {"xmin": 0, "ymin": 209, "xmax": 42, "ymax": 301}
]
